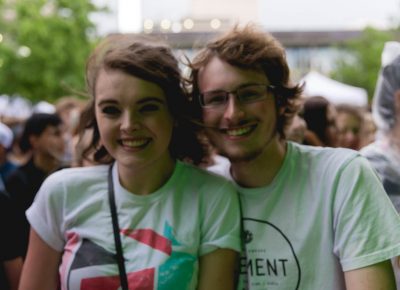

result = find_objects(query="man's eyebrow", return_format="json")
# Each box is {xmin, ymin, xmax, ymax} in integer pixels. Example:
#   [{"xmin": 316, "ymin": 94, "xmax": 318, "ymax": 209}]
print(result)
[{"xmin": 235, "ymin": 82, "xmax": 266, "ymax": 89}]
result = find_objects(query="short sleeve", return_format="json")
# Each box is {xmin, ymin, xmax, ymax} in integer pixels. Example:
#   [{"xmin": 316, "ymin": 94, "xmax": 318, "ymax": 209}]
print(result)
[
  {"xmin": 25, "ymin": 172, "xmax": 66, "ymax": 252},
  {"xmin": 199, "ymin": 179, "xmax": 241, "ymax": 256},
  {"xmin": 333, "ymin": 155, "xmax": 400, "ymax": 271}
]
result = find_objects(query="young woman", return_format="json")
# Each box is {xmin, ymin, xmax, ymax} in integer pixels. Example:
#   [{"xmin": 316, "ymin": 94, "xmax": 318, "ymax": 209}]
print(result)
[
  {"xmin": 302, "ymin": 96, "xmax": 339, "ymax": 147},
  {"xmin": 18, "ymin": 35, "xmax": 241, "ymax": 290}
]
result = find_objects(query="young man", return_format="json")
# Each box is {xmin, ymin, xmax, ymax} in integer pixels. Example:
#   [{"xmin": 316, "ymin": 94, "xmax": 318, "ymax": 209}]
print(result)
[
  {"xmin": 3, "ymin": 113, "xmax": 65, "ymax": 287},
  {"xmin": 190, "ymin": 25, "xmax": 400, "ymax": 290}
]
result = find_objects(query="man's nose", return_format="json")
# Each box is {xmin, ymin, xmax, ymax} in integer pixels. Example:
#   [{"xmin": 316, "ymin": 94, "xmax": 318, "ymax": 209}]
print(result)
[{"xmin": 223, "ymin": 94, "xmax": 245, "ymax": 123}]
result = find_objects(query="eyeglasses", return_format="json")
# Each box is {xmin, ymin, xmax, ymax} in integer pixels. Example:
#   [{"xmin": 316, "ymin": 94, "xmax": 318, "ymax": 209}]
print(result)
[{"xmin": 199, "ymin": 84, "xmax": 275, "ymax": 108}]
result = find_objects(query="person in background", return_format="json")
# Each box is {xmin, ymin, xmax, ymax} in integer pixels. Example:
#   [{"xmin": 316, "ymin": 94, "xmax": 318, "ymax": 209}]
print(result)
[
  {"xmin": 302, "ymin": 95, "xmax": 339, "ymax": 147},
  {"xmin": 189, "ymin": 24, "xmax": 400, "ymax": 290},
  {"xmin": 360, "ymin": 40, "xmax": 400, "ymax": 289},
  {"xmin": 55, "ymin": 96, "xmax": 87, "ymax": 167},
  {"xmin": 285, "ymin": 98, "xmax": 306, "ymax": 144},
  {"xmin": 71, "ymin": 127, "xmax": 98, "ymax": 167},
  {"xmin": 358, "ymin": 110, "xmax": 377, "ymax": 148},
  {"xmin": 0, "ymin": 122, "xmax": 17, "ymax": 190},
  {"xmin": 0, "ymin": 122, "xmax": 19, "ymax": 290},
  {"xmin": 336, "ymin": 104, "xmax": 363, "ymax": 150},
  {"xmin": 0, "ymin": 193, "xmax": 22, "ymax": 290},
  {"xmin": 361, "ymin": 42, "xmax": 400, "ymax": 211},
  {"xmin": 18, "ymin": 34, "xmax": 240, "ymax": 290},
  {"xmin": 285, "ymin": 111, "xmax": 307, "ymax": 144},
  {"xmin": 5, "ymin": 113, "xmax": 65, "ymax": 259}
]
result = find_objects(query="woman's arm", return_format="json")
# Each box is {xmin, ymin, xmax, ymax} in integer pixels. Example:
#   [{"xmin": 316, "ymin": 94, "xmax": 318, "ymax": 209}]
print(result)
[
  {"xmin": 197, "ymin": 248, "xmax": 238, "ymax": 290},
  {"xmin": 18, "ymin": 229, "xmax": 61, "ymax": 290}
]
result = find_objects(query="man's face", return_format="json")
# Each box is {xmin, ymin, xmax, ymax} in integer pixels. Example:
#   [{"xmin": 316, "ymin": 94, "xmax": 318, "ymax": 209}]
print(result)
[
  {"xmin": 32, "ymin": 125, "xmax": 66, "ymax": 162},
  {"xmin": 197, "ymin": 56, "xmax": 279, "ymax": 163}
]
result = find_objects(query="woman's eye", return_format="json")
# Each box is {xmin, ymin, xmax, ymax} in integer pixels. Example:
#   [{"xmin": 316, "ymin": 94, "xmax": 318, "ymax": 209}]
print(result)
[
  {"xmin": 102, "ymin": 106, "xmax": 121, "ymax": 116},
  {"xmin": 139, "ymin": 104, "xmax": 160, "ymax": 113}
]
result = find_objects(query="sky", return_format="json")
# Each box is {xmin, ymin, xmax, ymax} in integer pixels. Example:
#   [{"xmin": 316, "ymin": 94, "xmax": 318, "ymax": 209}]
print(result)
[
  {"xmin": 260, "ymin": 0, "xmax": 400, "ymax": 31},
  {"xmin": 99, "ymin": 0, "xmax": 400, "ymax": 33}
]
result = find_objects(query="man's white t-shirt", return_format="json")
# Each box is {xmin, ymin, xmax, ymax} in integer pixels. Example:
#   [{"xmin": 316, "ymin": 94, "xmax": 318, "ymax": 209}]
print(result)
[{"xmin": 209, "ymin": 142, "xmax": 400, "ymax": 290}]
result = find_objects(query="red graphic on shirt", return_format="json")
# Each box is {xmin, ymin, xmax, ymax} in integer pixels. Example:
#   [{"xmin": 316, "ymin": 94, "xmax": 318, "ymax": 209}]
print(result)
[
  {"xmin": 64, "ymin": 229, "xmax": 171, "ymax": 290},
  {"xmin": 81, "ymin": 268, "xmax": 154, "ymax": 290},
  {"xmin": 61, "ymin": 232, "xmax": 80, "ymax": 290},
  {"xmin": 121, "ymin": 228, "xmax": 172, "ymax": 255}
]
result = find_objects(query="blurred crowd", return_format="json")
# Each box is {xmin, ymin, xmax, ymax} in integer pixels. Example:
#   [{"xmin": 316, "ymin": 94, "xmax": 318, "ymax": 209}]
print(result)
[
  {"xmin": 286, "ymin": 41, "xmax": 400, "ymax": 215},
  {"xmin": 286, "ymin": 95, "xmax": 376, "ymax": 150},
  {"xmin": 0, "ymin": 96, "xmax": 97, "ymax": 289}
]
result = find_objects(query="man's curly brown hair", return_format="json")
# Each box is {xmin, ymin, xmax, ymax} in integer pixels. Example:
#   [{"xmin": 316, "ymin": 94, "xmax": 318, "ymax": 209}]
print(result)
[{"xmin": 188, "ymin": 24, "xmax": 303, "ymax": 139}]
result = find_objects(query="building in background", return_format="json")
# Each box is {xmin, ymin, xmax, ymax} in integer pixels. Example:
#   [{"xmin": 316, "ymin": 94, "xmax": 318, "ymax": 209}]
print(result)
[{"xmin": 89, "ymin": 0, "xmax": 396, "ymax": 80}]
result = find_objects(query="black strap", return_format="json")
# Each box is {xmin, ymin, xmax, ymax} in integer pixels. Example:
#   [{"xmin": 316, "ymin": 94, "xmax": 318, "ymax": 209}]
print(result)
[{"xmin": 108, "ymin": 165, "xmax": 129, "ymax": 290}]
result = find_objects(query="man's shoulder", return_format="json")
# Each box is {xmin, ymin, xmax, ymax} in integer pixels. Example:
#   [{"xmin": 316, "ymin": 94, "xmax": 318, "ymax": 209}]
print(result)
[{"xmin": 290, "ymin": 142, "xmax": 359, "ymax": 163}]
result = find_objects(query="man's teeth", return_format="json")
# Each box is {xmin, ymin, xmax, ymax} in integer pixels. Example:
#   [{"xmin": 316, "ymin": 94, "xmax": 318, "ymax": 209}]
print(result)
[
  {"xmin": 226, "ymin": 127, "xmax": 252, "ymax": 136},
  {"xmin": 122, "ymin": 139, "xmax": 148, "ymax": 147}
]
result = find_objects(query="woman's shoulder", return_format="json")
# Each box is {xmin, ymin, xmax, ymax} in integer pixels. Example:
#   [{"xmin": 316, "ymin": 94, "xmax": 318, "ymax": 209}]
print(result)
[
  {"xmin": 46, "ymin": 165, "xmax": 109, "ymax": 185},
  {"xmin": 179, "ymin": 161, "xmax": 231, "ymax": 183},
  {"xmin": 177, "ymin": 161, "xmax": 235, "ymax": 196}
]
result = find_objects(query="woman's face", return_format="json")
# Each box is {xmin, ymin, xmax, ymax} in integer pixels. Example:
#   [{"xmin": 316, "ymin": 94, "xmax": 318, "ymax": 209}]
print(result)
[
  {"xmin": 325, "ymin": 104, "xmax": 339, "ymax": 147},
  {"xmin": 336, "ymin": 111, "xmax": 362, "ymax": 150},
  {"xmin": 94, "ymin": 68, "xmax": 174, "ymax": 171}
]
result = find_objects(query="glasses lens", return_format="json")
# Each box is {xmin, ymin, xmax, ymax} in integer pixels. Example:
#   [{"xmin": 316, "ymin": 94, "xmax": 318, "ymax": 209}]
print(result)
[
  {"xmin": 201, "ymin": 91, "xmax": 228, "ymax": 107},
  {"xmin": 237, "ymin": 85, "xmax": 268, "ymax": 103}
]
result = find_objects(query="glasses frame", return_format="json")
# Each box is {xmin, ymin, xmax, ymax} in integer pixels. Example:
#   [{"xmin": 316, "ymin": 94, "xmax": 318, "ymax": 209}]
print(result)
[{"xmin": 199, "ymin": 84, "xmax": 275, "ymax": 109}]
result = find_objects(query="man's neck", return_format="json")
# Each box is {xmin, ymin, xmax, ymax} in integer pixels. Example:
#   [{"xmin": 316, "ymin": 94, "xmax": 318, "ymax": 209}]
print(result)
[
  {"xmin": 33, "ymin": 154, "xmax": 60, "ymax": 175},
  {"xmin": 230, "ymin": 137, "xmax": 287, "ymax": 188}
]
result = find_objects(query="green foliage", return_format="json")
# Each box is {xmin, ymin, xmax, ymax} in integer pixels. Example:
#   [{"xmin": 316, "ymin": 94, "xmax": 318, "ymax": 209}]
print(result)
[
  {"xmin": 330, "ymin": 27, "xmax": 395, "ymax": 103},
  {"xmin": 0, "ymin": 0, "xmax": 100, "ymax": 102}
]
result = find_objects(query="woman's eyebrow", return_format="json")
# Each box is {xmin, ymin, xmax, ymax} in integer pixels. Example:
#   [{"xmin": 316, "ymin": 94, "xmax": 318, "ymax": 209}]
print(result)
[{"xmin": 136, "ymin": 96, "xmax": 165, "ymax": 105}]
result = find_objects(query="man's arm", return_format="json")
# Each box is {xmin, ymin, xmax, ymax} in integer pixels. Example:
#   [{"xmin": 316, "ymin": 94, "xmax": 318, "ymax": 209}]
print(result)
[{"xmin": 344, "ymin": 260, "xmax": 396, "ymax": 290}]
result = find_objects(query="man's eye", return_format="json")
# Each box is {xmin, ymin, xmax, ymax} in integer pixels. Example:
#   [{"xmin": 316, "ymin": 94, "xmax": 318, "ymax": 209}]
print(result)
[
  {"xmin": 239, "ymin": 89, "xmax": 262, "ymax": 101},
  {"xmin": 205, "ymin": 94, "xmax": 226, "ymax": 105},
  {"xmin": 102, "ymin": 106, "xmax": 121, "ymax": 116},
  {"xmin": 139, "ymin": 104, "xmax": 160, "ymax": 113}
]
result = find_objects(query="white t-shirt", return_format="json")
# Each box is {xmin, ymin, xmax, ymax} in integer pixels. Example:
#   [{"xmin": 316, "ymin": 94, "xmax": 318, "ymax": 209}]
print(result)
[
  {"xmin": 209, "ymin": 142, "xmax": 400, "ymax": 290},
  {"xmin": 27, "ymin": 161, "xmax": 241, "ymax": 290}
]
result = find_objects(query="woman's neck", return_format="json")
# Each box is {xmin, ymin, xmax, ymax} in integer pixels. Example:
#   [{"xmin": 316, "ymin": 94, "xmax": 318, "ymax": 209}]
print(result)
[{"xmin": 117, "ymin": 155, "xmax": 176, "ymax": 195}]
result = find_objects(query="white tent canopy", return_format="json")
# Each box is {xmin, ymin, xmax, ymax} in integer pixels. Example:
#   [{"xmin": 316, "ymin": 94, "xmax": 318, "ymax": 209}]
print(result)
[{"xmin": 301, "ymin": 71, "xmax": 368, "ymax": 107}]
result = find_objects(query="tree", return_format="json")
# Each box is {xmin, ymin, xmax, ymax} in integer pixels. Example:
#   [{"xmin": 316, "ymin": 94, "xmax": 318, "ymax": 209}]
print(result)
[
  {"xmin": 330, "ymin": 27, "xmax": 395, "ymax": 103},
  {"xmin": 0, "ymin": 0, "xmax": 101, "ymax": 103}
]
